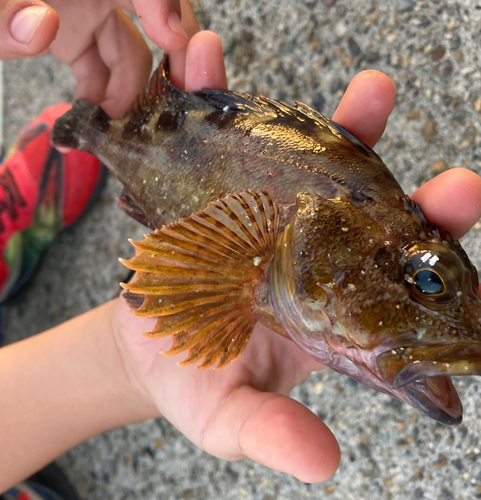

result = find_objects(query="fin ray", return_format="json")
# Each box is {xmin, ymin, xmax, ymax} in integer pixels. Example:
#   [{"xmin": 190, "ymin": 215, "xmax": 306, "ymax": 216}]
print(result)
[{"xmin": 121, "ymin": 191, "xmax": 280, "ymax": 369}]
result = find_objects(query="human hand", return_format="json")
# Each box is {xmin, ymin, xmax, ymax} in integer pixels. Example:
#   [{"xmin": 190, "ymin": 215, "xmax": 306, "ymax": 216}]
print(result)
[
  {"xmin": 0, "ymin": 0, "xmax": 226, "ymax": 116},
  {"xmin": 110, "ymin": 69, "xmax": 481, "ymax": 482}
]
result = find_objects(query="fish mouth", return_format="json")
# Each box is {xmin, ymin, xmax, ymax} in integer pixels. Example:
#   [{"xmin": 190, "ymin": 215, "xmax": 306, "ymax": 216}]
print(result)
[
  {"xmin": 377, "ymin": 342, "xmax": 481, "ymax": 425},
  {"xmin": 402, "ymin": 376, "xmax": 462, "ymax": 425}
]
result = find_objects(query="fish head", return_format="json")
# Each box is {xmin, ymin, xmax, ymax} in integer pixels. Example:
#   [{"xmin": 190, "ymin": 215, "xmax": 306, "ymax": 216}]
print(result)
[{"xmin": 270, "ymin": 191, "xmax": 481, "ymax": 424}]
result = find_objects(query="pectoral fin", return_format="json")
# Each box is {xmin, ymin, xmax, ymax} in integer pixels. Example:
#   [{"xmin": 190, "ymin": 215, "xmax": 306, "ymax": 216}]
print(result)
[{"xmin": 120, "ymin": 191, "xmax": 280, "ymax": 369}]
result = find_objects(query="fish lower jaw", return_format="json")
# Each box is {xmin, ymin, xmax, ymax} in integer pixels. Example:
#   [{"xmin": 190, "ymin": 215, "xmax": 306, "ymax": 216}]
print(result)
[
  {"xmin": 341, "ymin": 350, "xmax": 464, "ymax": 425},
  {"xmin": 376, "ymin": 340, "xmax": 481, "ymax": 423},
  {"xmin": 402, "ymin": 377, "xmax": 462, "ymax": 425}
]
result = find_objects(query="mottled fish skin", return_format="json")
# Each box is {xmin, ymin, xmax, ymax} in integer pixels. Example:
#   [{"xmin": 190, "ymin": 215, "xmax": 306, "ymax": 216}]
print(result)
[
  {"xmin": 52, "ymin": 60, "xmax": 481, "ymax": 425},
  {"xmin": 53, "ymin": 61, "xmax": 408, "ymax": 232}
]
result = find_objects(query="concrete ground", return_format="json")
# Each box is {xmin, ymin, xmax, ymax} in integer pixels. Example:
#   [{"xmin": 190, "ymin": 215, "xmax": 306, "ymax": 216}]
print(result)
[{"xmin": 2, "ymin": 0, "xmax": 481, "ymax": 499}]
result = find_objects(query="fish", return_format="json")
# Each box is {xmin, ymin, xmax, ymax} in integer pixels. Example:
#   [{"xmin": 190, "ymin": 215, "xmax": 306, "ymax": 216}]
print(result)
[{"xmin": 52, "ymin": 59, "xmax": 481, "ymax": 426}]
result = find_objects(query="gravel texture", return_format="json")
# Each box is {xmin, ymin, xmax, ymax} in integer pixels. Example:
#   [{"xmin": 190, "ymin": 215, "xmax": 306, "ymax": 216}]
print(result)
[{"xmin": 2, "ymin": 1, "xmax": 481, "ymax": 499}]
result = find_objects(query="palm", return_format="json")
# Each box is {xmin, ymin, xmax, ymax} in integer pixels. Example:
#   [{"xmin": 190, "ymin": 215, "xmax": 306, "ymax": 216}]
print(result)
[{"xmin": 115, "ymin": 297, "xmax": 321, "ymax": 449}]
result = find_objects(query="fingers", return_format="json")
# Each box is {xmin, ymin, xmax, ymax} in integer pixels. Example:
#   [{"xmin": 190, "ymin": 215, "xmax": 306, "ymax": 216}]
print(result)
[
  {"xmin": 184, "ymin": 31, "xmax": 227, "ymax": 92},
  {"xmin": 332, "ymin": 70, "xmax": 396, "ymax": 149},
  {"xmin": 96, "ymin": 9, "xmax": 153, "ymax": 117},
  {"xmin": 0, "ymin": 0, "xmax": 59, "ymax": 59},
  {"xmin": 74, "ymin": 9, "xmax": 152, "ymax": 118},
  {"xmin": 167, "ymin": 0, "xmax": 202, "ymax": 89},
  {"xmin": 132, "ymin": 0, "xmax": 189, "ymax": 52},
  {"xmin": 202, "ymin": 386, "xmax": 340, "ymax": 483},
  {"xmin": 69, "ymin": 1, "xmax": 214, "ymax": 113},
  {"xmin": 179, "ymin": 0, "xmax": 201, "ymax": 37},
  {"xmin": 411, "ymin": 168, "xmax": 481, "ymax": 240},
  {"xmin": 71, "ymin": 44, "xmax": 110, "ymax": 106}
]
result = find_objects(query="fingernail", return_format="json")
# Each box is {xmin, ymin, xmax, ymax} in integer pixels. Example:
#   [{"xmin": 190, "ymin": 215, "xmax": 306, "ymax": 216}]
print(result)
[
  {"xmin": 167, "ymin": 12, "xmax": 189, "ymax": 41},
  {"xmin": 11, "ymin": 6, "xmax": 49, "ymax": 45}
]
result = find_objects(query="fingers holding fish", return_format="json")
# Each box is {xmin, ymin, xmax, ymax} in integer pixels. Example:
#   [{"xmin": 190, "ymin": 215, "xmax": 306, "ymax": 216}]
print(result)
[
  {"xmin": 201, "ymin": 386, "xmax": 340, "ymax": 483},
  {"xmin": 162, "ymin": 0, "xmax": 200, "ymax": 88},
  {"xmin": 33, "ymin": 1, "xmax": 154, "ymax": 119},
  {"xmin": 70, "ymin": 43, "xmax": 112, "ymax": 114},
  {"xmin": 332, "ymin": 70, "xmax": 397, "ymax": 148},
  {"xmin": 183, "ymin": 31, "xmax": 227, "ymax": 92},
  {"xmin": 2, "ymin": 0, "xmax": 203, "ymax": 117},
  {"xmin": 79, "ymin": 8, "xmax": 153, "ymax": 117},
  {"xmin": 0, "ymin": 0, "xmax": 59, "ymax": 59},
  {"xmin": 411, "ymin": 168, "xmax": 481, "ymax": 240},
  {"xmin": 166, "ymin": 2, "xmax": 227, "ymax": 93},
  {"xmin": 53, "ymin": 56, "xmax": 481, "ymax": 426}
]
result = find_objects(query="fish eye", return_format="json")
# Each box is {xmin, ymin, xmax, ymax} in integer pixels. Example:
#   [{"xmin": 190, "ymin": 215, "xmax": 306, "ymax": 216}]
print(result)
[
  {"xmin": 412, "ymin": 269, "xmax": 445, "ymax": 296},
  {"xmin": 401, "ymin": 242, "xmax": 467, "ymax": 307}
]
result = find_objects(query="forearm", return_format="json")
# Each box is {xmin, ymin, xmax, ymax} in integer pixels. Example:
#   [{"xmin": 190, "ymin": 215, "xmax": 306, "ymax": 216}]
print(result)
[{"xmin": 0, "ymin": 299, "xmax": 159, "ymax": 492}]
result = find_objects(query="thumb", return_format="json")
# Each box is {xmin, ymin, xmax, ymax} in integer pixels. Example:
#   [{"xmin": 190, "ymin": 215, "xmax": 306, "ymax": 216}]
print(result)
[
  {"xmin": 199, "ymin": 387, "xmax": 340, "ymax": 483},
  {"xmin": 0, "ymin": 0, "xmax": 59, "ymax": 60}
]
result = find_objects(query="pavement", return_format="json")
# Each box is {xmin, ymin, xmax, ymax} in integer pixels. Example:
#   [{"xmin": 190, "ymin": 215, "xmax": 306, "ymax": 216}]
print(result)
[{"xmin": 2, "ymin": 0, "xmax": 481, "ymax": 499}]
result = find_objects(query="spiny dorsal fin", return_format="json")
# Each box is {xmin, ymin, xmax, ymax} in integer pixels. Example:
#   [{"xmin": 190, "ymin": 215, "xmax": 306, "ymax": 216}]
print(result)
[
  {"xmin": 124, "ymin": 57, "xmax": 172, "ymax": 119},
  {"xmin": 192, "ymin": 90, "xmax": 380, "ymax": 160},
  {"xmin": 193, "ymin": 88, "xmax": 325, "ymax": 124},
  {"xmin": 120, "ymin": 191, "xmax": 281, "ymax": 369}
]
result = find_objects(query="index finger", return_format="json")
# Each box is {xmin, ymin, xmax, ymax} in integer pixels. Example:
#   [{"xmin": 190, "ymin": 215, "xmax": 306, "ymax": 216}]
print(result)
[
  {"xmin": 167, "ymin": 0, "xmax": 201, "ymax": 89},
  {"xmin": 95, "ymin": 9, "xmax": 152, "ymax": 117}
]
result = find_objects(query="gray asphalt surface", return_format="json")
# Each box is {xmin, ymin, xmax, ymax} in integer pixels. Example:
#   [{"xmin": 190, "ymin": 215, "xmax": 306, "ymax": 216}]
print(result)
[{"xmin": 3, "ymin": 1, "xmax": 481, "ymax": 499}]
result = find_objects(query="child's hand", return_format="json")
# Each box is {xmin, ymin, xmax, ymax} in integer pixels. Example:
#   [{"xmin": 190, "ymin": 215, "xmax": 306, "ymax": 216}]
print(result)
[
  {"xmin": 111, "ymin": 69, "xmax": 481, "ymax": 483},
  {"xmin": 2, "ymin": 1, "xmax": 481, "ymax": 487},
  {"xmin": 2, "ymin": 60, "xmax": 481, "ymax": 490},
  {"xmin": 0, "ymin": 0, "xmax": 226, "ymax": 116}
]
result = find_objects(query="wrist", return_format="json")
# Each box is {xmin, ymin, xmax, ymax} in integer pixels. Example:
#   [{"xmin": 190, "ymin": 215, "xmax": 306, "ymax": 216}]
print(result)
[{"xmin": 0, "ymin": 300, "xmax": 160, "ymax": 490}]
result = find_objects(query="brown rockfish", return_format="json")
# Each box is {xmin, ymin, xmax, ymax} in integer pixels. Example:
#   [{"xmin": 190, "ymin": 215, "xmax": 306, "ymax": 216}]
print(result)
[{"xmin": 52, "ymin": 60, "xmax": 481, "ymax": 425}]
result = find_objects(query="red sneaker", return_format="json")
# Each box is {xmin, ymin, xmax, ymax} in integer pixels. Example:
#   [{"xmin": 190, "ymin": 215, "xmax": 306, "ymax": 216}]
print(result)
[{"xmin": 0, "ymin": 103, "xmax": 105, "ymax": 301}]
